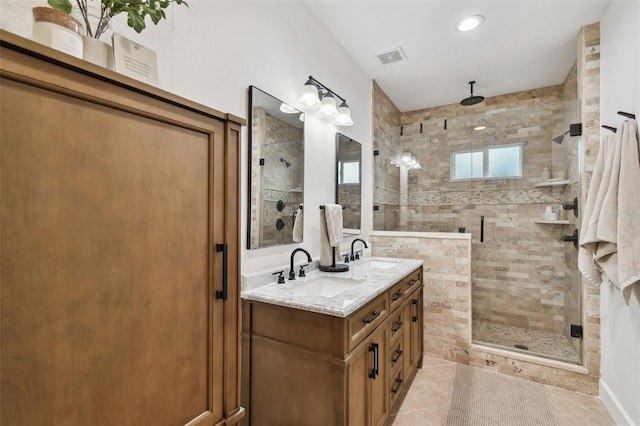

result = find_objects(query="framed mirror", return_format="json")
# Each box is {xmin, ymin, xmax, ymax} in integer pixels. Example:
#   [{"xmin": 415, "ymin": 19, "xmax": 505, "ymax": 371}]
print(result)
[
  {"xmin": 247, "ymin": 86, "xmax": 305, "ymax": 249},
  {"xmin": 335, "ymin": 133, "xmax": 362, "ymax": 236}
]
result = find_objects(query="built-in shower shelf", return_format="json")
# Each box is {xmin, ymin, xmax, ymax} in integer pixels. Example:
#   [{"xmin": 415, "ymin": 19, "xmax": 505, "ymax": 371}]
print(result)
[
  {"xmin": 534, "ymin": 220, "xmax": 571, "ymax": 225},
  {"xmin": 534, "ymin": 179, "xmax": 571, "ymax": 187}
]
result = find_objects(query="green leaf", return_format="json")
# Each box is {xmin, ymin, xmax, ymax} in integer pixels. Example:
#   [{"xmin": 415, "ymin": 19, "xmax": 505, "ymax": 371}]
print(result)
[
  {"xmin": 47, "ymin": 0, "xmax": 72, "ymax": 14},
  {"xmin": 127, "ymin": 9, "xmax": 146, "ymax": 33}
]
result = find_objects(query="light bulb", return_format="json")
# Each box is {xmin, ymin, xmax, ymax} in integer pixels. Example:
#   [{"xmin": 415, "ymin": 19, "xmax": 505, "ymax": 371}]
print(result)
[
  {"xmin": 299, "ymin": 81, "xmax": 321, "ymax": 109},
  {"xmin": 317, "ymin": 92, "xmax": 338, "ymax": 119},
  {"xmin": 332, "ymin": 102, "xmax": 353, "ymax": 126}
]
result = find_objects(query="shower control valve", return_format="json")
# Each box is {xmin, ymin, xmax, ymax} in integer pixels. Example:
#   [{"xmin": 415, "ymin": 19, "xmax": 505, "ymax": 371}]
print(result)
[{"xmin": 562, "ymin": 197, "xmax": 579, "ymax": 218}]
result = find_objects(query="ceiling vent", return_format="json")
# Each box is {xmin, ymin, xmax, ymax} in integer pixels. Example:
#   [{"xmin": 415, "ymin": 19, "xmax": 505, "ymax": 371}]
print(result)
[{"xmin": 377, "ymin": 47, "xmax": 407, "ymax": 65}]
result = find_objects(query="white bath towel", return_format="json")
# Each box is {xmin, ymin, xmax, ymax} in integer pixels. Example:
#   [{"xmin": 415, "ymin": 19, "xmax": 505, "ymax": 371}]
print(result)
[
  {"xmin": 292, "ymin": 204, "xmax": 303, "ymax": 243},
  {"xmin": 319, "ymin": 204, "xmax": 343, "ymax": 266},
  {"xmin": 596, "ymin": 119, "xmax": 640, "ymax": 297},
  {"xmin": 579, "ymin": 133, "xmax": 615, "ymax": 285}
]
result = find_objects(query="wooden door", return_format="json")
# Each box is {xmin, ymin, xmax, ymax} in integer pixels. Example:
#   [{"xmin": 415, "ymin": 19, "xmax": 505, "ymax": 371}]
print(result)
[{"xmin": 0, "ymin": 41, "xmax": 230, "ymax": 426}]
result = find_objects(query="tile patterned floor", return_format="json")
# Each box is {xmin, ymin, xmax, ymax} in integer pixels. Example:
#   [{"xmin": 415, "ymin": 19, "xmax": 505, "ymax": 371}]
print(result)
[
  {"xmin": 390, "ymin": 356, "xmax": 615, "ymax": 426},
  {"xmin": 472, "ymin": 320, "xmax": 581, "ymax": 364}
]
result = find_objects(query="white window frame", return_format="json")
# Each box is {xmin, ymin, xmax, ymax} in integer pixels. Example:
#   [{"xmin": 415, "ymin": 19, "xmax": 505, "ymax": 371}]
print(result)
[
  {"xmin": 450, "ymin": 143, "xmax": 523, "ymax": 182},
  {"xmin": 338, "ymin": 160, "xmax": 360, "ymax": 185}
]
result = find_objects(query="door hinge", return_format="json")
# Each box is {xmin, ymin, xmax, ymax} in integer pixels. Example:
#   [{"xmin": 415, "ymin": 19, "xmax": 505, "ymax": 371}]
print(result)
[{"xmin": 570, "ymin": 324, "xmax": 583, "ymax": 339}]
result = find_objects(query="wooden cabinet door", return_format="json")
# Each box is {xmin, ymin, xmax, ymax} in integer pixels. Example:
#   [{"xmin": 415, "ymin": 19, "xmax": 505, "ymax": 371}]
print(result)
[
  {"xmin": 369, "ymin": 325, "xmax": 389, "ymax": 426},
  {"xmin": 348, "ymin": 324, "xmax": 388, "ymax": 426},
  {"xmin": 348, "ymin": 337, "xmax": 369, "ymax": 425},
  {"xmin": 0, "ymin": 41, "xmax": 232, "ymax": 426},
  {"xmin": 410, "ymin": 288, "xmax": 424, "ymax": 369}
]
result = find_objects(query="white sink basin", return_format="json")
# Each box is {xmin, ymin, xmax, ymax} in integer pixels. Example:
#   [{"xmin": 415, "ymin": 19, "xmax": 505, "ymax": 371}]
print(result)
[
  {"xmin": 289, "ymin": 276, "xmax": 365, "ymax": 298},
  {"xmin": 367, "ymin": 259, "xmax": 400, "ymax": 270}
]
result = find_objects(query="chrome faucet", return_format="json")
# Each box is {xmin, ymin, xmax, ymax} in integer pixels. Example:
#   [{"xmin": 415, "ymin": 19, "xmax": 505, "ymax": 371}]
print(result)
[
  {"xmin": 289, "ymin": 248, "xmax": 312, "ymax": 280},
  {"xmin": 350, "ymin": 238, "xmax": 368, "ymax": 261}
]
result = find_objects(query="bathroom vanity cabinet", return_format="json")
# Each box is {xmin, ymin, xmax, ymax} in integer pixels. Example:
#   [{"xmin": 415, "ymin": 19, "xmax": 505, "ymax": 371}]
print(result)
[
  {"xmin": 242, "ymin": 266, "xmax": 424, "ymax": 425},
  {"xmin": 0, "ymin": 31, "xmax": 244, "ymax": 425}
]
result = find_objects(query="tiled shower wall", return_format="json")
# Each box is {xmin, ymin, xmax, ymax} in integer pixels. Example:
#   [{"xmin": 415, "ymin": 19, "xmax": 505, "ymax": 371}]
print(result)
[{"xmin": 371, "ymin": 233, "xmax": 473, "ymax": 364}]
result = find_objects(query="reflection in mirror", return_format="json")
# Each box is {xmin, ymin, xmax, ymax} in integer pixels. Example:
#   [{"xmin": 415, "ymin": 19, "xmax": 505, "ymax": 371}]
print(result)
[
  {"xmin": 247, "ymin": 86, "xmax": 304, "ymax": 249},
  {"xmin": 335, "ymin": 133, "xmax": 362, "ymax": 236}
]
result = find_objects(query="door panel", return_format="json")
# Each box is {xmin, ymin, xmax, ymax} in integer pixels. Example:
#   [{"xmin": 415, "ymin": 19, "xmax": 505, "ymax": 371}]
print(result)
[{"xmin": 1, "ymin": 76, "xmax": 224, "ymax": 426}]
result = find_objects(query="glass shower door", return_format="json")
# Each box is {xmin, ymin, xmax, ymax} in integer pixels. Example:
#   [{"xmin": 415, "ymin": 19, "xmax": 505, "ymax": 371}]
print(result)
[{"xmin": 469, "ymin": 100, "xmax": 582, "ymax": 364}]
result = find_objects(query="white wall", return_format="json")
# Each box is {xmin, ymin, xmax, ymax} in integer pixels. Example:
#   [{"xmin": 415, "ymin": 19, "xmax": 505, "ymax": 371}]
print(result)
[
  {"xmin": 0, "ymin": 1, "xmax": 374, "ymax": 274},
  {"xmin": 599, "ymin": 2, "xmax": 640, "ymax": 425}
]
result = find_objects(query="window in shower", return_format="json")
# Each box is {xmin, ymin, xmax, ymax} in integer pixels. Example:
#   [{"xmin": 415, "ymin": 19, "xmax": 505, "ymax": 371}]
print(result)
[
  {"xmin": 451, "ymin": 143, "xmax": 522, "ymax": 181},
  {"xmin": 339, "ymin": 160, "xmax": 360, "ymax": 184}
]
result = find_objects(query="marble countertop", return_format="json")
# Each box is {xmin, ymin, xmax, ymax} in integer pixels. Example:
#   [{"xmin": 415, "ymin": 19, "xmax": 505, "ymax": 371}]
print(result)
[{"xmin": 241, "ymin": 257, "xmax": 424, "ymax": 317}]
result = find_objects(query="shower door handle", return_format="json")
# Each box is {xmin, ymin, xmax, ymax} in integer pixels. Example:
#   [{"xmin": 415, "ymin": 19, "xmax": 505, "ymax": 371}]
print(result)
[{"xmin": 480, "ymin": 215, "xmax": 484, "ymax": 242}]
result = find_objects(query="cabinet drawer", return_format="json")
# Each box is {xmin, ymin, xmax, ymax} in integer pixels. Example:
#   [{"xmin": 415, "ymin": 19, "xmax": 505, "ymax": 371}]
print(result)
[
  {"xmin": 389, "ymin": 368, "xmax": 404, "ymax": 409},
  {"xmin": 389, "ymin": 281, "xmax": 404, "ymax": 312},
  {"xmin": 389, "ymin": 338, "xmax": 404, "ymax": 374},
  {"xmin": 403, "ymin": 268, "xmax": 422, "ymax": 295},
  {"xmin": 388, "ymin": 310, "xmax": 404, "ymax": 342},
  {"xmin": 347, "ymin": 293, "xmax": 388, "ymax": 351}
]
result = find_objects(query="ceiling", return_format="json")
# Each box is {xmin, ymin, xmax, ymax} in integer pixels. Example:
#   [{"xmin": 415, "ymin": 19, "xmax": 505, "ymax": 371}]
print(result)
[{"xmin": 304, "ymin": 0, "xmax": 612, "ymax": 112}]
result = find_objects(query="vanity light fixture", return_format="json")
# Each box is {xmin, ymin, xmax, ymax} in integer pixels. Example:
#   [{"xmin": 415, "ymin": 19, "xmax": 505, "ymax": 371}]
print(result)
[
  {"xmin": 298, "ymin": 75, "xmax": 353, "ymax": 126},
  {"xmin": 457, "ymin": 15, "xmax": 484, "ymax": 32}
]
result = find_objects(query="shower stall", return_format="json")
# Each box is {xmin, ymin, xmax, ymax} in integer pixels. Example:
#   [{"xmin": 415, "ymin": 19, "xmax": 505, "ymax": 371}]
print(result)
[{"xmin": 374, "ymin": 99, "xmax": 582, "ymax": 364}]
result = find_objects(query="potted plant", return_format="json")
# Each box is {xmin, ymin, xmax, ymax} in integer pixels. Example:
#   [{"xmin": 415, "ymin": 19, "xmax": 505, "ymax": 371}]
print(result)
[
  {"xmin": 48, "ymin": 0, "xmax": 188, "ymax": 39},
  {"xmin": 45, "ymin": 0, "xmax": 188, "ymax": 68}
]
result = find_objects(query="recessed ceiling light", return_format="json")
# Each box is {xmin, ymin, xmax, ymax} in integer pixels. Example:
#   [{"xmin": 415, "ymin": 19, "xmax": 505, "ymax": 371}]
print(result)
[{"xmin": 457, "ymin": 15, "xmax": 484, "ymax": 32}]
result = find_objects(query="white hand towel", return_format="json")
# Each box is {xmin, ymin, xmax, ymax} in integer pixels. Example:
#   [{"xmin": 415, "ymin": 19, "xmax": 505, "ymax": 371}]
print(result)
[
  {"xmin": 292, "ymin": 204, "xmax": 303, "ymax": 243},
  {"xmin": 579, "ymin": 133, "xmax": 614, "ymax": 284},
  {"xmin": 324, "ymin": 204, "xmax": 344, "ymax": 246},
  {"xmin": 596, "ymin": 119, "xmax": 640, "ymax": 297},
  {"xmin": 319, "ymin": 204, "xmax": 343, "ymax": 267}
]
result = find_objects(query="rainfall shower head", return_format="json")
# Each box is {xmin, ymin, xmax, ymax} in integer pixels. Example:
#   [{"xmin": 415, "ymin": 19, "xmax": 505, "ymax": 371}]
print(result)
[
  {"xmin": 553, "ymin": 130, "xmax": 570, "ymax": 144},
  {"xmin": 460, "ymin": 81, "xmax": 485, "ymax": 106}
]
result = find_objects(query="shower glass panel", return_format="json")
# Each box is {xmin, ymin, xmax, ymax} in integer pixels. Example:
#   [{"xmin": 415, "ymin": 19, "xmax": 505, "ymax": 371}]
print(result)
[{"xmin": 374, "ymin": 99, "xmax": 582, "ymax": 364}]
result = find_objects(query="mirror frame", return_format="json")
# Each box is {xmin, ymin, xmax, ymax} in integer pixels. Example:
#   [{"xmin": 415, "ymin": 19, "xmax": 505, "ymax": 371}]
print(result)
[{"xmin": 247, "ymin": 85, "xmax": 305, "ymax": 249}]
